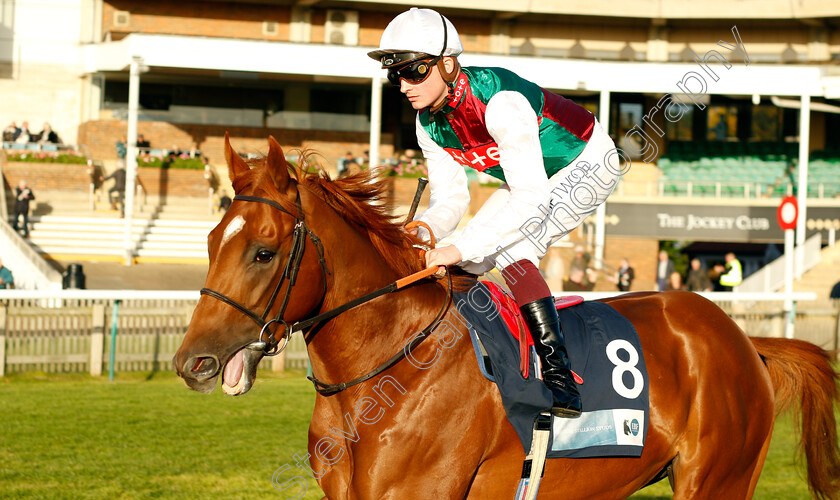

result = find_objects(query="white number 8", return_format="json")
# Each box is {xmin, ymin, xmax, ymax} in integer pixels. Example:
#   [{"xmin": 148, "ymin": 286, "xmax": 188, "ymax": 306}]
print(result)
[{"xmin": 606, "ymin": 339, "xmax": 644, "ymax": 399}]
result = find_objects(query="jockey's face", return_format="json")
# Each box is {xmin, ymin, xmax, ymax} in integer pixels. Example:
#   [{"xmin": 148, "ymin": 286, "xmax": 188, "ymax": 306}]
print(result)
[{"xmin": 399, "ymin": 57, "xmax": 454, "ymax": 111}]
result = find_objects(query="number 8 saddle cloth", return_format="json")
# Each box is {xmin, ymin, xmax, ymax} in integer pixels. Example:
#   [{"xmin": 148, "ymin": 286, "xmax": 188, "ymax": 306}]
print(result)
[{"xmin": 452, "ymin": 281, "xmax": 650, "ymax": 459}]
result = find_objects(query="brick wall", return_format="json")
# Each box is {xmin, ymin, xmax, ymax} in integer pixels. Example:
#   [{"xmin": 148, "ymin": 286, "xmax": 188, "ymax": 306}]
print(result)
[
  {"xmin": 102, "ymin": 1, "xmax": 493, "ymax": 52},
  {"xmin": 104, "ymin": 0, "xmax": 291, "ymax": 41},
  {"xmin": 2, "ymin": 161, "xmax": 92, "ymax": 193},
  {"xmin": 136, "ymin": 167, "xmax": 210, "ymax": 197},
  {"xmin": 387, "ymin": 177, "xmax": 431, "ymax": 208},
  {"xmin": 545, "ymin": 232, "xmax": 659, "ymax": 293},
  {"xmin": 77, "ymin": 120, "xmax": 395, "ymax": 190},
  {"xmin": 603, "ymin": 236, "xmax": 659, "ymax": 291},
  {"xmin": 1, "ymin": 159, "xmax": 210, "ymax": 198}
]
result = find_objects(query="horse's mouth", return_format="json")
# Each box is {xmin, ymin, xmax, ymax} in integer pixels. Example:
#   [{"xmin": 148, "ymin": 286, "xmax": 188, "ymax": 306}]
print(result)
[{"xmin": 221, "ymin": 347, "xmax": 263, "ymax": 396}]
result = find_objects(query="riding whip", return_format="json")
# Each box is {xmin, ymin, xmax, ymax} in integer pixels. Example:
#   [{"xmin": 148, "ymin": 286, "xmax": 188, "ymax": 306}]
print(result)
[{"xmin": 404, "ymin": 176, "xmax": 428, "ymax": 224}]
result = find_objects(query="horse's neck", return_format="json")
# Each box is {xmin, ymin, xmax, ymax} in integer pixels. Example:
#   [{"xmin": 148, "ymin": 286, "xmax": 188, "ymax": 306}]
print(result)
[{"xmin": 304, "ymin": 211, "xmax": 442, "ymax": 388}]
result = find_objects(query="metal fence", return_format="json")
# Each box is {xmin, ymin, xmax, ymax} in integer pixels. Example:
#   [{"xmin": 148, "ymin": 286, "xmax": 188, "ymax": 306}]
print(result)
[{"xmin": 0, "ymin": 290, "xmax": 836, "ymax": 376}]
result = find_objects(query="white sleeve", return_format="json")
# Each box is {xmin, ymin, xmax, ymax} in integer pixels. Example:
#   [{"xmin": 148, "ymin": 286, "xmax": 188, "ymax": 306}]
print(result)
[
  {"xmin": 450, "ymin": 91, "xmax": 551, "ymax": 263},
  {"xmin": 413, "ymin": 114, "xmax": 470, "ymax": 243}
]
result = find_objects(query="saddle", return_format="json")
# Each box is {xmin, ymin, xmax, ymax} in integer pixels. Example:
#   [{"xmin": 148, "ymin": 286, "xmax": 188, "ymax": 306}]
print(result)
[{"xmin": 453, "ymin": 281, "xmax": 650, "ymax": 459}]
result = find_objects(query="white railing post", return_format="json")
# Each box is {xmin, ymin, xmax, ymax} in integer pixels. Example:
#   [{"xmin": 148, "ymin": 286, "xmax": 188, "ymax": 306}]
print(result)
[
  {"xmin": 271, "ymin": 350, "xmax": 286, "ymax": 373},
  {"xmin": 0, "ymin": 305, "xmax": 6, "ymax": 377},
  {"xmin": 90, "ymin": 303, "xmax": 105, "ymax": 376}
]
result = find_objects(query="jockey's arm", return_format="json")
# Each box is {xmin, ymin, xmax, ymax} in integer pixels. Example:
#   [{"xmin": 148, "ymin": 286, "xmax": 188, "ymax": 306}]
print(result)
[
  {"xmin": 449, "ymin": 91, "xmax": 552, "ymax": 263},
  {"xmin": 413, "ymin": 116, "xmax": 470, "ymax": 243}
]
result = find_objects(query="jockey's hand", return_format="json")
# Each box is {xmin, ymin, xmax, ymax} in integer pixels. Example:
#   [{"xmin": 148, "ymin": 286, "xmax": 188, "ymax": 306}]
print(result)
[
  {"xmin": 405, "ymin": 226, "xmax": 420, "ymax": 237},
  {"xmin": 425, "ymin": 245, "xmax": 462, "ymax": 269}
]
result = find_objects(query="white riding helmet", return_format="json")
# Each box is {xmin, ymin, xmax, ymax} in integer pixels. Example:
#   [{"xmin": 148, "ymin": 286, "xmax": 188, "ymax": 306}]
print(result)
[{"xmin": 367, "ymin": 8, "xmax": 463, "ymax": 68}]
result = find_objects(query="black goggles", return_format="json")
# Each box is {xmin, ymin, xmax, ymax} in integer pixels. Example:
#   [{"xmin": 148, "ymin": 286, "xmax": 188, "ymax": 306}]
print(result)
[{"xmin": 387, "ymin": 57, "xmax": 441, "ymax": 86}]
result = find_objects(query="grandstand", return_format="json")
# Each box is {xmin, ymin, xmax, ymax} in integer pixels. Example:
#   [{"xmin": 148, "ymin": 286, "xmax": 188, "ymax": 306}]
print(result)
[
  {"xmin": 658, "ymin": 142, "xmax": 840, "ymax": 199},
  {"xmin": 0, "ymin": 0, "xmax": 839, "ymax": 291}
]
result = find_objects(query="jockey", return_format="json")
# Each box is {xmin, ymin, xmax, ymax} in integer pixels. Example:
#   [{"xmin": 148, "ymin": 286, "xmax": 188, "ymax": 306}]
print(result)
[{"xmin": 369, "ymin": 8, "xmax": 622, "ymax": 418}]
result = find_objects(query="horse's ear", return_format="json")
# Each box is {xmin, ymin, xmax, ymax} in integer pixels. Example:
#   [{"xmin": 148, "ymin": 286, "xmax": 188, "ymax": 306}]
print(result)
[
  {"xmin": 225, "ymin": 133, "xmax": 250, "ymax": 185},
  {"xmin": 266, "ymin": 136, "xmax": 290, "ymax": 191}
]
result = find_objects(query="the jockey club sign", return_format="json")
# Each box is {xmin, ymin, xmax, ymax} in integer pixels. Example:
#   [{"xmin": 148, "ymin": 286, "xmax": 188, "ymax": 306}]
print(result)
[{"xmin": 604, "ymin": 202, "xmax": 839, "ymax": 242}]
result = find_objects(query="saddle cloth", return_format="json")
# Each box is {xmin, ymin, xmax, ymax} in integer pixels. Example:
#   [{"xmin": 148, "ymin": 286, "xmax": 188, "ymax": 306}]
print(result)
[{"xmin": 452, "ymin": 281, "xmax": 649, "ymax": 458}]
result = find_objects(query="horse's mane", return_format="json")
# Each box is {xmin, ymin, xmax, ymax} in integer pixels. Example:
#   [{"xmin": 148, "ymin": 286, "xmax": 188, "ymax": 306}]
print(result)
[
  {"xmin": 239, "ymin": 153, "xmax": 424, "ymax": 278},
  {"xmin": 300, "ymin": 164, "xmax": 426, "ymax": 278}
]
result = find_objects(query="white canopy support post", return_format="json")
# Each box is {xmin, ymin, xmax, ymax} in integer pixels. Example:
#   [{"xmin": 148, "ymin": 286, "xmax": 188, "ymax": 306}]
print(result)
[
  {"xmin": 368, "ymin": 75, "xmax": 383, "ymax": 176},
  {"xmin": 795, "ymin": 93, "xmax": 810, "ymax": 279},
  {"xmin": 784, "ymin": 227, "xmax": 795, "ymax": 339},
  {"xmin": 123, "ymin": 56, "xmax": 143, "ymax": 266},
  {"xmin": 594, "ymin": 90, "xmax": 611, "ymax": 270}
]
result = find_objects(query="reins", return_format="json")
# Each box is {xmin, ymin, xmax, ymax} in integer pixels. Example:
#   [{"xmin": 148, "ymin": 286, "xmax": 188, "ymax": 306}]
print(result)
[
  {"xmin": 200, "ymin": 188, "xmax": 452, "ymax": 396},
  {"xmin": 308, "ymin": 269, "xmax": 452, "ymax": 395}
]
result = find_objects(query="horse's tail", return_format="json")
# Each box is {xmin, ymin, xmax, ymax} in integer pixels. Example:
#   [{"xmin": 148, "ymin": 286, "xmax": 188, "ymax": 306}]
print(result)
[{"xmin": 750, "ymin": 336, "xmax": 840, "ymax": 500}]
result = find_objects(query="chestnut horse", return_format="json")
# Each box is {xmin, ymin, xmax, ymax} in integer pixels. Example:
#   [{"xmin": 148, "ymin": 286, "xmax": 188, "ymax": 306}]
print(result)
[{"xmin": 174, "ymin": 136, "xmax": 839, "ymax": 500}]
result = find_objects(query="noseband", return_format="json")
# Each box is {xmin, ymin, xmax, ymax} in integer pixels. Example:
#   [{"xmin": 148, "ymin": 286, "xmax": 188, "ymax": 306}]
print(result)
[{"xmin": 200, "ymin": 191, "xmax": 329, "ymax": 357}]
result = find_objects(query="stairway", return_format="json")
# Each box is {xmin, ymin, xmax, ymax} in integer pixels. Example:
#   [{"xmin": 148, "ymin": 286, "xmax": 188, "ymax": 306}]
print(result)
[
  {"xmin": 9, "ymin": 190, "xmax": 220, "ymax": 262},
  {"xmin": 794, "ymin": 242, "xmax": 840, "ymax": 299}
]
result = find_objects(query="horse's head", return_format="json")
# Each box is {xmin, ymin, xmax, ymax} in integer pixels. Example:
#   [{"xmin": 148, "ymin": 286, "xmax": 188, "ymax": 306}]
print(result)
[{"xmin": 174, "ymin": 135, "xmax": 328, "ymax": 395}]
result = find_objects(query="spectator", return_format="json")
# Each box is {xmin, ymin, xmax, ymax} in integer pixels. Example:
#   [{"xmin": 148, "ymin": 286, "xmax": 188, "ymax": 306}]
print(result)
[
  {"xmin": 100, "ymin": 163, "xmax": 127, "ymax": 211},
  {"xmin": 685, "ymin": 258, "xmax": 713, "ymax": 292},
  {"xmin": 15, "ymin": 121, "xmax": 31, "ymax": 144},
  {"xmin": 13, "ymin": 180, "xmax": 35, "ymax": 238},
  {"xmin": 163, "ymin": 149, "xmax": 180, "ymax": 168},
  {"xmin": 569, "ymin": 245, "xmax": 592, "ymax": 288},
  {"xmin": 0, "ymin": 257, "xmax": 13, "ymax": 289},
  {"xmin": 339, "ymin": 151, "xmax": 357, "ymax": 177},
  {"xmin": 563, "ymin": 268, "xmax": 594, "ymax": 292},
  {"xmin": 218, "ymin": 190, "xmax": 232, "ymax": 213},
  {"xmin": 715, "ymin": 252, "xmax": 743, "ymax": 292},
  {"xmin": 36, "ymin": 122, "xmax": 60, "ymax": 144},
  {"xmin": 763, "ymin": 243, "xmax": 781, "ymax": 266},
  {"xmin": 358, "ymin": 150, "xmax": 370, "ymax": 168},
  {"xmin": 656, "ymin": 250, "xmax": 675, "ymax": 292},
  {"xmin": 830, "ymin": 280, "xmax": 840, "ymax": 300},
  {"xmin": 665, "ymin": 271, "xmax": 684, "ymax": 291},
  {"xmin": 610, "ymin": 257, "xmax": 634, "ymax": 292},
  {"xmin": 2, "ymin": 121, "xmax": 20, "ymax": 142},
  {"xmin": 115, "ymin": 140, "xmax": 127, "ymax": 160},
  {"xmin": 136, "ymin": 134, "xmax": 150, "ymax": 149}
]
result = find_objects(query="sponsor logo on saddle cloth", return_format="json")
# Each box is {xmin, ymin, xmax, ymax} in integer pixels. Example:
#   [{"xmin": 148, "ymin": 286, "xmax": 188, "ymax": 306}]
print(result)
[{"xmin": 458, "ymin": 282, "xmax": 650, "ymax": 459}]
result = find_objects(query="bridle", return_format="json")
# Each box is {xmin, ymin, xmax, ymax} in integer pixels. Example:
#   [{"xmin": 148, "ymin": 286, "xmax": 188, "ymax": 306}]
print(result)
[
  {"xmin": 200, "ymin": 187, "xmax": 452, "ymax": 395},
  {"xmin": 201, "ymin": 191, "xmax": 328, "ymax": 358}
]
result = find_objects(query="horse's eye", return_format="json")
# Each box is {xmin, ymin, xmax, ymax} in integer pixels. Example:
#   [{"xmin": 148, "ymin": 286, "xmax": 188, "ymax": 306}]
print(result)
[{"xmin": 255, "ymin": 249, "xmax": 275, "ymax": 263}]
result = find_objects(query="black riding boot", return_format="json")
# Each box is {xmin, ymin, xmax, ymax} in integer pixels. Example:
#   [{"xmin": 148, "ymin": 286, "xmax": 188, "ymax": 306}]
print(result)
[{"xmin": 520, "ymin": 297, "xmax": 581, "ymax": 418}]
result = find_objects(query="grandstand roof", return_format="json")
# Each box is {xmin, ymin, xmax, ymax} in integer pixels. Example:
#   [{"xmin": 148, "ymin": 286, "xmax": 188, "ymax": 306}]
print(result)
[{"xmin": 86, "ymin": 33, "xmax": 830, "ymax": 98}]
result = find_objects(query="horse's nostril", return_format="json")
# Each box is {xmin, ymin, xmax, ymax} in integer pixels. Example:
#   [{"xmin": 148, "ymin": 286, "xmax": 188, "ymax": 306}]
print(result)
[{"xmin": 186, "ymin": 355, "xmax": 219, "ymax": 381}]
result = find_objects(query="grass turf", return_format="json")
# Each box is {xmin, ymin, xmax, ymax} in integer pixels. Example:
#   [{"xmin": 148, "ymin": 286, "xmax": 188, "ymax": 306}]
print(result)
[{"xmin": 0, "ymin": 371, "xmax": 830, "ymax": 499}]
